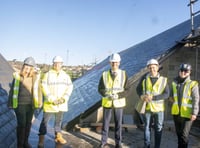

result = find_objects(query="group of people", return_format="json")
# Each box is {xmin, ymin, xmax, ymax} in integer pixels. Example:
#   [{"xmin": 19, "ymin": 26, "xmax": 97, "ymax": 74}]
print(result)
[
  {"xmin": 98, "ymin": 53, "xmax": 199, "ymax": 148},
  {"xmin": 8, "ymin": 55, "xmax": 73, "ymax": 148},
  {"xmin": 7, "ymin": 52, "xmax": 199, "ymax": 148}
]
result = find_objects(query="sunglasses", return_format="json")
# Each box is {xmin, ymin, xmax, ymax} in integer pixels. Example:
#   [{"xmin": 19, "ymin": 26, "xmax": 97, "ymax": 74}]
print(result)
[{"xmin": 180, "ymin": 69, "xmax": 190, "ymax": 73}]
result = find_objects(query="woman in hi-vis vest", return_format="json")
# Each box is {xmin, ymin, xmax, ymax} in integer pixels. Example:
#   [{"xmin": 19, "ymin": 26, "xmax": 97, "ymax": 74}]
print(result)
[
  {"xmin": 170, "ymin": 63, "xmax": 199, "ymax": 148},
  {"xmin": 8, "ymin": 57, "xmax": 42, "ymax": 148},
  {"xmin": 98, "ymin": 53, "xmax": 129, "ymax": 148}
]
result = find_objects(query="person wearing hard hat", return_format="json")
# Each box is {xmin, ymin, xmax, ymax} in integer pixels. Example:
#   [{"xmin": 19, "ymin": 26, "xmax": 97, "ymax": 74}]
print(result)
[
  {"xmin": 37, "ymin": 56, "xmax": 73, "ymax": 147},
  {"xmin": 170, "ymin": 63, "xmax": 199, "ymax": 148},
  {"xmin": 136, "ymin": 58, "xmax": 169, "ymax": 148},
  {"xmin": 98, "ymin": 53, "xmax": 129, "ymax": 148},
  {"xmin": 8, "ymin": 57, "xmax": 42, "ymax": 148}
]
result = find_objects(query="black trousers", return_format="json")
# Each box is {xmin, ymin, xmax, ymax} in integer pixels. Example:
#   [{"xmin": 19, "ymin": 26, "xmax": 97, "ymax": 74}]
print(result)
[
  {"xmin": 173, "ymin": 115, "xmax": 193, "ymax": 148},
  {"xmin": 14, "ymin": 104, "xmax": 34, "ymax": 127},
  {"xmin": 101, "ymin": 107, "xmax": 123, "ymax": 146},
  {"xmin": 15, "ymin": 104, "xmax": 34, "ymax": 147}
]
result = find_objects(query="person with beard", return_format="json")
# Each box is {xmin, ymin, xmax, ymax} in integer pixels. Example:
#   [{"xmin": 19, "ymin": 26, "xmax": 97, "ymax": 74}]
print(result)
[{"xmin": 170, "ymin": 63, "xmax": 199, "ymax": 148}]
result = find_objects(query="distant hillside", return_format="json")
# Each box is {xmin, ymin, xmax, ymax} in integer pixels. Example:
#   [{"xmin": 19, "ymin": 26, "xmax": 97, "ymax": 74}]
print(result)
[{"xmin": 8, "ymin": 60, "xmax": 93, "ymax": 81}]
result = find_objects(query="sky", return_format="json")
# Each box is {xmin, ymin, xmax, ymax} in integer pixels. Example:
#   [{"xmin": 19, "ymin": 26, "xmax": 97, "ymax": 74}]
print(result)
[{"xmin": 0, "ymin": 0, "xmax": 199, "ymax": 66}]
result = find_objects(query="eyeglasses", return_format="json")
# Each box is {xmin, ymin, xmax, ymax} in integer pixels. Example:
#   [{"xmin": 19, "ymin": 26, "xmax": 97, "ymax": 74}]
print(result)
[{"xmin": 180, "ymin": 69, "xmax": 190, "ymax": 73}]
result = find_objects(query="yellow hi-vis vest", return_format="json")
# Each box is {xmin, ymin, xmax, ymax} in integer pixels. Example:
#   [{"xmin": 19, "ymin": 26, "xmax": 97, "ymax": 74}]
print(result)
[
  {"xmin": 42, "ymin": 69, "xmax": 73, "ymax": 112},
  {"xmin": 171, "ymin": 80, "xmax": 198, "ymax": 118},
  {"xmin": 11, "ymin": 72, "xmax": 42, "ymax": 108},
  {"xmin": 142, "ymin": 75, "xmax": 167, "ymax": 112},
  {"xmin": 101, "ymin": 70, "xmax": 126, "ymax": 108}
]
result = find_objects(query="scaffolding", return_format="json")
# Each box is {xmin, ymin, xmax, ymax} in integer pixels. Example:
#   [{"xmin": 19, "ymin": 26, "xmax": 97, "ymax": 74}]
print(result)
[{"xmin": 189, "ymin": 0, "xmax": 200, "ymax": 35}]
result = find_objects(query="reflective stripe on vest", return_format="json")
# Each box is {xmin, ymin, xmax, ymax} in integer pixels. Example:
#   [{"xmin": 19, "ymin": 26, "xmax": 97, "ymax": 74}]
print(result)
[
  {"xmin": 12, "ymin": 73, "xmax": 20, "ymax": 108},
  {"xmin": 102, "ymin": 70, "xmax": 126, "ymax": 108},
  {"xmin": 33, "ymin": 72, "xmax": 42, "ymax": 108},
  {"xmin": 142, "ymin": 76, "xmax": 167, "ymax": 112},
  {"xmin": 171, "ymin": 80, "xmax": 198, "ymax": 118}
]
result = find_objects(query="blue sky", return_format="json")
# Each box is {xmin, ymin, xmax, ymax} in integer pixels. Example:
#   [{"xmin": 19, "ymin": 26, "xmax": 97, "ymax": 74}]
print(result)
[{"xmin": 0, "ymin": 0, "xmax": 198, "ymax": 66}]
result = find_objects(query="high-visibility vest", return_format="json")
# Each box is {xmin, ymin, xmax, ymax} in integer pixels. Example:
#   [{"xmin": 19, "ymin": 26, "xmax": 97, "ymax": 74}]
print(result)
[
  {"xmin": 142, "ymin": 75, "xmax": 167, "ymax": 112},
  {"xmin": 171, "ymin": 80, "xmax": 198, "ymax": 118},
  {"xmin": 42, "ymin": 69, "xmax": 73, "ymax": 112},
  {"xmin": 11, "ymin": 72, "xmax": 42, "ymax": 108},
  {"xmin": 101, "ymin": 70, "xmax": 126, "ymax": 108}
]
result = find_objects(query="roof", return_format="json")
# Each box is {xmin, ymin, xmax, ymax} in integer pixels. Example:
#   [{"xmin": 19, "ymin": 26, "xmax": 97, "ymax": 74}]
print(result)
[
  {"xmin": 0, "ymin": 54, "xmax": 17, "ymax": 147},
  {"xmin": 62, "ymin": 15, "xmax": 200, "ymax": 128}
]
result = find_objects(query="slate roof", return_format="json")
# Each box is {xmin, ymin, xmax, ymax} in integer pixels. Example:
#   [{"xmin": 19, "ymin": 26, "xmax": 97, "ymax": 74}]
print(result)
[
  {"xmin": 0, "ymin": 54, "xmax": 16, "ymax": 147},
  {"xmin": 62, "ymin": 15, "xmax": 200, "ymax": 128}
]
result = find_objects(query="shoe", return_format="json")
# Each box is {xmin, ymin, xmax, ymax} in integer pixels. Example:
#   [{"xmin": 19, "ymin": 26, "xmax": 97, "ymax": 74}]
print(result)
[
  {"xmin": 38, "ymin": 135, "xmax": 45, "ymax": 148},
  {"xmin": 115, "ymin": 144, "xmax": 122, "ymax": 148},
  {"xmin": 99, "ymin": 143, "xmax": 107, "ymax": 148},
  {"xmin": 55, "ymin": 132, "xmax": 67, "ymax": 144}
]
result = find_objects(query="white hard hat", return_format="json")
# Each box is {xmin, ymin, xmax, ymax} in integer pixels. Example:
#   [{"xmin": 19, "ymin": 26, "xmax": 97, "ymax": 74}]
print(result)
[
  {"xmin": 24, "ymin": 57, "xmax": 36, "ymax": 67},
  {"xmin": 147, "ymin": 59, "xmax": 159, "ymax": 66},
  {"xmin": 109, "ymin": 53, "xmax": 121, "ymax": 62},
  {"xmin": 53, "ymin": 56, "xmax": 63, "ymax": 63}
]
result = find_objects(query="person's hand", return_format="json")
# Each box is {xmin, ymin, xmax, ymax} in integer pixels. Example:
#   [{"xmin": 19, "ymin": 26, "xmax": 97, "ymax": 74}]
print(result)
[
  {"xmin": 52, "ymin": 98, "xmax": 65, "ymax": 105},
  {"xmin": 112, "ymin": 94, "xmax": 118, "ymax": 100},
  {"xmin": 147, "ymin": 94, "xmax": 153, "ymax": 101},
  {"xmin": 58, "ymin": 98, "xmax": 65, "ymax": 104},
  {"xmin": 53, "ymin": 99, "xmax": 60, "ymax": 105},
  {"xmin": 106, "ymin": 93, "xmax": 118, "ymax": 100},
  {"xmin": 191, "ymin": 115, "xmax": 197, "ymax": 121},
  {"xmin": 141, "ymin": 94, "xmax": 152, "ymax": 102},
  {"xmin": 108, "ymin": 93, "xmax": 118, "ymax": 100},
  {"xmin": 140, "ymin": 95, "xmax": 147, "ymax": 101}
]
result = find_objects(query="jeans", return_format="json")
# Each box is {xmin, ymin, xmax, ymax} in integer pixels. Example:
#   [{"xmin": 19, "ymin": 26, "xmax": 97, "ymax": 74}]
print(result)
[
  {"xmin": 144, "ymin": 111, "xmax": 164, "ymax": 148},
  {"xmin": 39, "ymin": 112, "xmax": 64, "ymax": 135}
]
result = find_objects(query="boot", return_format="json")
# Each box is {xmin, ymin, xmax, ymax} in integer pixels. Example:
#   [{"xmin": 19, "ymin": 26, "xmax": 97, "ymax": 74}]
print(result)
[
  {"xmin": 155, "ymin": 130, "xmax": 162, "ymax": 148},
  {"xmin": 24, "ymin": 124, "xmax": 32, "ymax": 148},
  {"xmin": 38, "ymin": 135, "xmax": 45, "ymax": 148},
  {"xmin": 17, "ymin": 127, "xmax": 25, "ymax": 148},
  {"xmin": 55, "ymin": 132, "xmax": 67, "ymax": 144}
]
